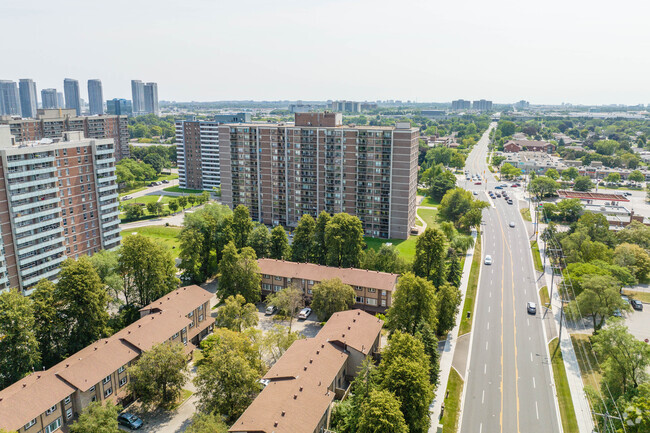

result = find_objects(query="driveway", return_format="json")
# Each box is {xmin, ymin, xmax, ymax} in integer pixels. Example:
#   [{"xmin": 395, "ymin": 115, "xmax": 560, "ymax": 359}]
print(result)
[{"xmin": 255, "ymin": 304, "xmax": 322, "ymax": 338}]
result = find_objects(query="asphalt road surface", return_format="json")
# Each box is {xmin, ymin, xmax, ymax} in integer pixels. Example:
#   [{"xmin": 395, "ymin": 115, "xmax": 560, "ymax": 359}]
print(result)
[{"xmin": 459, "ymin": 124, "xmax": 562, "ymax": 433}]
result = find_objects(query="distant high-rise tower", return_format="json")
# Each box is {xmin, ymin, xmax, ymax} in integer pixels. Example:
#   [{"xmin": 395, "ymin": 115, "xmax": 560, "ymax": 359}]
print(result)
[
  {"xmin": 144, "ymin": 82, "xmax": 159, "ymax": 115},
  {"xmin": 18, "ymin": 79, "xmax": 38, "ymax": 118},
  {"xmin": 41, "ymin": 88, "xmax": 58, "ymax": 109},
  {"xmin": 64, "ymin": 78, "xmax": 81, "ymax": 115},
  {"xmin": 56, "ymin": 92, "xmax": 64, "ymax": 109},
  {"xmin": 131, "ymin": 80, "xmax": 145, "ymax": 115},
  {"xmin": 87, "ymin": 79, "xmax": 104, "ymax": 115},
  {"xmin": 0, "ymin": 80, "xmax": 21, "ymax": 116},
  {"xmin": 107, "ymin": 98, "xmax": 133, "ymax": 116}
]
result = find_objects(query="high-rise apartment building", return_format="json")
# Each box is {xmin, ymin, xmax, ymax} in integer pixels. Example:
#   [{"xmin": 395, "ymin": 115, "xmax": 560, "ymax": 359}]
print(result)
[
  {"xmin": 18, "ymin": 79, "xmax": 38, "ymax": 118},
  {"xmin": 176, "ymin": 113, "xmax": 250, "ymax": 191},
  {"xmin": 144, "ymin": 82, "xmax": 159, "ymax": 115},
  {"xmin": 87, "ymin": 79, "xmax": 104, "ymax": 115},
  {"xmin": 106, "ymin": 98, "xmax": 133, "ymax": 116},
  {"xmin": 0, "ymin": 109, "xmax": 130, "ymax": 161},
  {"xmin": 0, "ymin": 80, "xmax": 21, "ymax": 116},
  {"xmin": 0, "ymin": 126, "xmax": 120, "ymax": 293},
  {"xmin": 451, "ymin": 99, "xmax": 471, "ymax": 110},
  {"xmin": 131, "ymin": 80, "xmax": 145, "ymax": 115},
  {"xmin": 63, "ymin": 78, "xmax": 81, "ymax": 115},
  {"xmin": 219, "ymin": 112, "xmax": 419, "ymax": 239},
  {"xmin": 472, "ymin": 99, "xmax": 493, "ymax": 111},
  {"xmin": 41, "ymin": 88, "xmax": 58, "ymax": 109}
]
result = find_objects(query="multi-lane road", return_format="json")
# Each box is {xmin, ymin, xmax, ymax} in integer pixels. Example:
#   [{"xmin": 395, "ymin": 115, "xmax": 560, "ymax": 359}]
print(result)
[{"xmin": 459, "ymin": 124, "xmax": 562, "ymax": 433}]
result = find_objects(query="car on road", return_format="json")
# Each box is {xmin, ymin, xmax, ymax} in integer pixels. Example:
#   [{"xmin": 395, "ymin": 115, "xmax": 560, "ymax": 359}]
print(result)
[
  {"xmin": 147, "ymin": 183, "xmax": 154, "ymax": 187},
  {"xmin": 118, "ymin": 413, "xmax": 143, "ymax": 430},
  {"xmin": 298, "ymin": 307, "xmax": 312, "ymax": 320},
  {"xmin": 507, "ymin": 199, "xmax": 513, "ymax": 205},
  {"xmin": 121, "ymin": 195, "xmax": 132, "ymax": 201},
  {"xmin": 495, "ymin": 186, "xmax": 503, "ymax": 189},
  {"xmin": 474, "ymin": 181, "xmax": 482, "ymax": 185},
  {"xmin": 473, "ymin": 191, "xmax": 478, "ymax": 195},
  {"xmin": 509, "ymin": 221, "xmax": 515, "ymax": 227},
  {"xmin": 527, "ymin": 302, "xmax": 537, "ymax": 315},
  {"xmin": 484, "ymin": 255, "xmax": 492, "ymax": 265},
  {"xmin": 495, "ymin": 193, "xmax": 501, "ymax": 197},
  {"xmin": 265, "ymin": 305, "xmax": 277, "ymax": 315},
  {"xmin": 631, "ymin": 300, "xmax": 643, "ymax": 311}
]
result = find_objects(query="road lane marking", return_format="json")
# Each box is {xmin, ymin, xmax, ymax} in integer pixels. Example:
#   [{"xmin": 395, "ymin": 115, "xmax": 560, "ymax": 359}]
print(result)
[
  {"xmin": 536, "ymin": 401, "xmax": 539, "ymax": 419},
  {"xmin": 530, "ymin": 352, "xmax": 533, "ymax": 362},
  {"xmin": 482, "ymin": 390, "xmax": 485, "ymax": 404},
  {"xmin": 488, "ymin": 306, "xmax": 491, "ymax": 313},
  {"xmin": 487, "ymin": 322, "xmax": 490, "ymax": 330},
  {"xmin": 533, "ymin": 377, "xmax": 536, "ymax": 388},
  {"xmin": 527, "ymin": 318, "xmax": 530, "ymax": 326},
  {"xmin": 484, "ymin": 364, "xmax": 487, "ymax": 374},
  {"xmin": 479, "ymin": 423, "xmax": 483, "ymax": 433},
  {"xmin": 486, "ymin": 341, "xmax": 489, "ymax": 350}
]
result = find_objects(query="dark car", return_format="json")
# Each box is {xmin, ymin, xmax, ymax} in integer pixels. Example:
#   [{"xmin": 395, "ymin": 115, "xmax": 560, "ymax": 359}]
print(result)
[
  {"xmin": 631, "ymin": 300, "xmax": 643, "ymax": 311},
  {"xmin": 495, "ymin": 186, "xmax": 503, "ymax": 190},
  {"xmin": 118, "ymin": 413, "xmax": 143, "ymax": 430},
  {"xmin": 162, "ymin": 179, "xmax": 170, "ymax": 184}
]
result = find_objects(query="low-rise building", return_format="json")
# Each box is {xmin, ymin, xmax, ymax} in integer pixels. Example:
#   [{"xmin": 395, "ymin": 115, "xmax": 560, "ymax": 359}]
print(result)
[
  {"xmin": 257, "ymin": 258, "xmax": 398, "ymax": 313},
  {"xmin": 0, "ymin": 285, "xmax": 214, "ymax": 433},
  {"xmin": 503, "ymin": 140, "xmax": 555, "ymax": 153},
  {"xmin": 230, "ymin": 309, "xmax": 383, "ymax": 433}
]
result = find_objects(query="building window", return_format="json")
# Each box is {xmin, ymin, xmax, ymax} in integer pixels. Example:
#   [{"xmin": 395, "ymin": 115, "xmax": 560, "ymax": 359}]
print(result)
[
  {"xmin": 262, "ymin": 283, "xmax": 271, "ymax": 290},
  {"xmin": 189, "ymin": 322, "xmax": 195, "ymax": 329},
  {"xmin": 381, "ymin": 299, "xmax": 387, "ymax": 307},
  {"xmin": 104, "ymin": 387, "xmax": 112, "ymax": 398},
  {"xmin": 274, "ymin": 276, "xmax": 282, "ymax": 281},
  {"xmin": 46, "ymin": 404, "xmax": 57, "ymax": 415},
  {"xmin": 91, "ymin": 396, "xmax": 97, "ymax": 402},
  {"xmin": 198, "ymin": 304, "xmax": 203, "ymax": 311},
  {"xmin": 118, "ymin": 366, "xmax": 125, "ymax": 373},
  {"xmin": 273, "ymin": 285, "xmax": 282, "ymax": 292},
  {"xmin": 66, "ymin": 408, "xmax": 73, "ymax": 419},
  {"xmin": 368, "ymin": 288, "xmax": 376, "ymax": 293},
  {"xmin": 45, "ymin": 417, "xmax": 62, "ymax": 433},
  {"xmin": 188, "ymin": 311, "xmax": 193, "ymax": 317},
  {"xmin": 308, "ymin": 280, "xmax": 314, "ymax": 285},
  {"xmin": 119, "ymin": 377, "xmax": 127, "ymax": 387},
  {"xmin": 89, "ymin": 385, "xmax": 95, "ymax": 392},
  {"xmin": 64, "ymin": 396, "xmax": 71, "ymax": 405},
  {"xmin": 356, "ymin": 296, "xmax": 364, "ymax": 303},
  {"xmin": 173, "ymin": 332, "xmax": 179, "ymax": 339},
  {"xmin": 366, "ymin": 298, "xmax": 378, "ymax": 306},
  {"xmin": 199, "ymin": 314, "xmax": 204, "ymax": 321},
  {"xmin": 102, "ymin": 375, "xmax": 111, "ymax": 384},
  {"xmin": 381, "ymin": 290, "xmax": 387, "ymax": 296},
  {"xmin": 307, "ymin": 289, "xmax": 313, "ymax": 295},
  {"xmin": 24, "ymin": 419, "xmax": 36, "ymax": 430},
  {"xmin": 263, "ymin": 274, "xmax": 270, "ymax": 279}
]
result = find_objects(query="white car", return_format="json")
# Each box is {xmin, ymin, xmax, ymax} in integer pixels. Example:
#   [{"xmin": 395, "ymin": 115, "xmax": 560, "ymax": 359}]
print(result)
[
  {"xmin": 484, "ymin": 255, "xmax": 493, "ymax": 265},
  {"xmin": 298, "ymin": 307, "xmax": 312, "ymax": 320},
  {"xmin": 509, "ymin": 221, "xmax": 515, "ymax": 228}
]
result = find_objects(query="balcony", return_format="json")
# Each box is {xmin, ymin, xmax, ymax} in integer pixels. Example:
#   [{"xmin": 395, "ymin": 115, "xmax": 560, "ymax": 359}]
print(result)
[
  {"xmin": 9, "ymin": 176, "xmax": 56, "ymax": 191},
  {"xmin": 7, "ymin": 166, "xmax": 56, "ymax": 180},
  {"xmin": 12, "ymin": 197, "xmax": 59, "ymax": 213},
  {"xmin": 104, "ymin": 236, "xmax": 122, "ymax": 249},
  {"xmin": 20, "ymin": 255, "xmax": 66, "ymax": 279},
  {"xmin": 100, "ymin": 202, "xmax": 119, "ymax": 213},
  {"xmin": 97, "ymin": 174, "xmax": 117, "ymax": 184},
  {"xmin": 22, "ymin": 266, "xmax": 63, "ymax": 287},
  {"xmin": 19, "ymin": 246, "xmax": 66, "ymax": 266},
  {"xmin": 102, "ymin": 211, "xmax": 120, "ymax": 221},
  {"xmin": 102, "ymin": 218, "xmax": 119, "ymax": 230},
  {"xmin": 15, "ymin": 217, "xmax": 62, "ymax": 235},
  {"xmin": 98, "ymin": 193, "xmax": 119, "ymax": 202},
  {"xmin": 7, "ymin": 155, "xmax": 55, "ymax": 168},
  {"xmin": 95, "ymin": 157, "xmax": 115, "ymax": 165},
  {"xmin": 103, "ymin": 227, "xmax": 121, "ymax": 238},
  {"xmin": 12, "ymin": 187, "xmax": 59, "ymax": 202},
  {"xmin": 96, "ymin": 166, "xmax": 115, "ymax": 175},
  {"xmin": 14, "ymin": 207, "xmax": 59, "ymax": 224},
  {"xmin": 98, "ymin": 183, "xmax": 118, "ymax": 193},
  {"xmin": 95, "ymin": 147, "xmax": 113, "ymax": 155}
]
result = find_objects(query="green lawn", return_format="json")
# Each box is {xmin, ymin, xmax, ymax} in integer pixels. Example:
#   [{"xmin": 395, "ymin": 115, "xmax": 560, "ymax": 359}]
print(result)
[
  {"xmin": 120, "ymin": 194, "xmax": 162, "ymax": 206},
  {"xmin": 364, "ymin": 236, "xmax": 418, "ymax": 262},
  {"xmin": 459, "ymin": 233, "xmax": 481, "ymax": 335},
  {"xmin": 119, "ymin": 226, "xmax": 182, "ymax": 258},
  {"xmin": 119, "ymin": 186, "xmax": 147, "ymax": 197},
  {"xmin": 531, "ymin": 241, "xmax": 543, "ymax": 272},
  {"xmin": 440, "ymin": 368, "xmax": 464, "ymax": 433},
  {"xmin": 169, "ymin": 389, "xmax": 194, "ymax": 411},
  {"xmin": 539, "ymin": 285, "xmax": 551, "ymax": 310},
  {"xmin": 622, "ymin": 289, "xmax": 650, "ymax": 303},
  {"xmin": 549, "ymin": 339, "xmax": 579, "ymax": 433},
  {"xmin": 417, "ymin": 207, "xmax": 439, "ymax": 228},
  {"xmin": 520, "ymin": 208, "xmax": 532, "ymax": 221},
  {"xmin": 163, "ymin": 186, "xmax": 204, "ymax": 194},
  {"xmin": 420, "ymin": 196, "xmax": 440, "ymax": 207}
]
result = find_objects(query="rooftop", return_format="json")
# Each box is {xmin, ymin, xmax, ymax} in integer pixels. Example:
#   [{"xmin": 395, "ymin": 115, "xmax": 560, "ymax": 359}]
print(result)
[{"xmin": 557, "ymin": 190, "xmax": 629, "ymax": 202}]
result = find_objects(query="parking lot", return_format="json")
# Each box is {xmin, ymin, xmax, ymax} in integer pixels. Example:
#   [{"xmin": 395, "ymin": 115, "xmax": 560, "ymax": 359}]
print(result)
[{"xmin": 254, "ymin": 304, "xmax": 322, "ymax": 338}]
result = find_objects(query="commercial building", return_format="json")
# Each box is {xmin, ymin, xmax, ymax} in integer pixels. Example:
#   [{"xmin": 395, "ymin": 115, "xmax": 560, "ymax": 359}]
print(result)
[
  {"xmin": 41, "ymin": 88, "xmax": 59, "ymax": 109},
  {"xmin": 131, "ymin": 80, "xmax": 145, "ymax": 115},
  {"xmin": 451, "ymin": 99, "xmax": 471, "ymax": 110},
  {"xmin": 472, "ymin": 99, "xmax": 493, "ymax": 111},
  {"xmin": 175, "ymin": 113, "xmax": 250, "ymax": 190},
  {"xmin": 0, "ymin": 285, "xmax": 214, "ymax": 433},
  {"xmin": 143, "ymin": 82, "xmax": 159, "ymax": 115},
  {"xmin": 18, "ymin": 79, "xmax": 38, "ymax": 119},
  {"xmin": 87, "ymin": 79, "xmax": 104, "ymax": 115},
  {"xmin": 0, "ymin": 109, "xmax": 130, "ymax": 161},
  {"xmin": 106, "ymin": 98, "xmax": 133, "ymax": 116},
  {"xmin": 63, "ymin": 79, "xmax": 81, "ymax": 116},
  {"xmin": 0, "ymin": 80, "xmax": 21, "ymax": 116},
  {"xmin": 258, "ymin": 258, "xmax": 398, "ymax": 312},
  {"xmin": 230, "ymin": 309, "xmax": 383, "ymax": 433},
  {"xmin": 219, "ymin": 112, "xmax": 419, "ymax": 239},
  {"xmin": 0, "ymin": 126, "xmax": 121, "ymax": 293},
  {"xmin": 503, "ymin": 139, "xmax": 555, "ymax": 153}
]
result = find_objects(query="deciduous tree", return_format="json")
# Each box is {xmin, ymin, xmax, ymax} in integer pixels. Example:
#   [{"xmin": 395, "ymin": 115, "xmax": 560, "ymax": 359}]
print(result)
[
  {"xmin": 69, "ymin": 401, "xmax": 121, "ymax": 433},
  {"xmin": 311, "ymin": 278, "xmax": 356, "ymax": 322},
  {"xmin": 291, "ymin": 214, "xmax": 316, "ymax": 263},
  {"xmin": 357, "ymin": 389, "xmax": 408, "ymax": 433},
  {"xmin": 232, "ymin": 205, "xmax": 253, "ymax": 250},
  {"xmin": 413, "ymin": 227, "xmax": 447, "ymax": 286},
  {"xmin": 386, "ymin": 273, "xmax": 438, "ymax": 335},
  {"xmin": 269, "ymin": 225, "xmax": 291, "ymax": 260},
  {"xmin": 247, "ymin": 224, "xmax": 271, "ymax": 259},
  {"xmin": 574, "ymin": 176, "xmax": 593, "ymax": 192},
  {"xmin": 614, "ymin": 243, "xmax": 650, "ymax": 283},
  {"xmin": 217, "ymin": 242, "xmax": 261, "ymax": 303},
  {"xmin": 313, "ymin": 212, "xmax": 331, "ymax": 265},
  {"xmin": 325, "ymin": 213, "xmax": 364, "ymax": 268},
  {"xmin": 215, "ymin": 295, "xmax": 258, "ymax": 332},
  {"xmin": 185, "ymin": 413, "xmax": 229, "ymax": 433},
  {"xmin": 31, "ymin": 279, "xmax": 65, "ymax": 367},
  {"xmin": 437, "ymin": 283, "xmax": 462, "ymax": 336},
  {"xmin": 265, "ymin": 285, "xmax": 304, "ymax": 332},
  {"xmin": 261, "ymin": 325, "xmax": 302, "ymax": 364}
]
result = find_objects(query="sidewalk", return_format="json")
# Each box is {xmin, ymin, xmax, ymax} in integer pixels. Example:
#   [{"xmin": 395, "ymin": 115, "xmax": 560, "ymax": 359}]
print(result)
[{"xmin": 429, "ymin": 229, "xmax": 478, "ymax": 431}]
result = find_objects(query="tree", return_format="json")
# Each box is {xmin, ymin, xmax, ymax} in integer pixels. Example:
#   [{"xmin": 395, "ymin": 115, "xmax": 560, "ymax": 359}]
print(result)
[
  {"xmin": 89, "ymin": 249, "xmax": 123, "ymax": 298},
  {"xmin": 360, "ymin": 244, "xmax": 409, "ymax": 274},
  {"xmin": 500, "ymin": 163, "xmax": 521, "ymax": 179},
  {"xmin": 605, "ymin": 172, "xmax": 622, "ymax": 184},
  {"xmin": 143, "ymin": 153, "xmax": 165, "ymax": 174},
  {"xmin": 529, "ymin": 176, "xmax": 559, "ymax": 199},
  {"xmin": 124, "ymin": 203, "xmax": 144, "ymax": 219},
  {"xmin": 614, "ymin": 243, "xmax": 650, "ymax": 283},
  {"xmin": 31, "ymin": 279, "xmax": 65, "ymax": 367},
  {"xmin": 311, "ymin": 278, "xmax": 356, "ymax": 321},
  {"xmin": 128, "ymin": 342, "xmax": 188, "ymax": 409},
  {"xmin": 232, "ymin": 205, "xmax": 253, "ymax": 250},
  {"xmin": 261, "ymin": 325, "xmax": 302, "ymax": 364},
  {"xmin": 428, "ymin": 170, "xmax": 457, "ymax": 201},
  {"xmin": 269, "ymin": 225, "xmax": 291, "ymax": 260},
  {"xmin": 168, "ymin": 198, "xmax": 179, "ymax": 213},
  {"xmin": 628, "ymin": 169, "xmax": 645, "ymax": 184},
  {"xmin": 617, "ymin": 221, "xmax": 650, "ymax": 250},
  {"xmin": 357, "ymin": 389, "xmax": 408, "ymax": 433},
  {"xmin": 595, "ymin": 139, "xmax": 619, "ymax": 156},
  {"xmin": 291, "ymin": 214, "xmax": 316, "ymax": 263},
  {"xmin": 416, "ymin": 322, "xmax": 440, "ymax": 385},
  {"xmin": 56, "ymin": 257, "xmax": 110, "ymax": 354},
  {"xmin": 437, "ymin": 283, "xmax": 462, "ymax": 336},
  {"xmin": 386, "ymin": 273, "xmax": 438, "ymax": 335},
  {"xmin": 0, "ymin": 289, "xmax": 40, "ymax": 389},
  {"xmin": 185, "ymin": 413, "xmax": 229, "ymax": 433},
  {"xmin": 217, "ymin": 242, "xmax": 262, "ymax": 303},
  {"xmin": 562, "ymin": 166, "xmax": 579, "ymax": 180},
  {"xmin": 118, "ymin": 234, "xmax": 179, "ymax": 307},
  {"xmin": 446, "ymin": 256, "xmax": 462, "ymax": 287},
  {"xmin": 247, "ymin": 224, "xmax": 271, "ymax": 259},
  {"xmin": 265, "ymin": 285, "xmax": 304, "ymax": 332},
  {"xmin": 215, "ymin": 295, "xmax": 258, "ymax": 332},
  {"xmin": 194, "ymin": 329, "xmax": 263, "ymax": 422},
  {"xmin": 568, "ymin": 274, "xmax": 626, "ymax": 333},
  {"xmin": 439, "ymin": 188, "xmax": 473, "ymax": 226},
  {"xmin": 146, "ymin": 201, "xmax": 163, "ymax": 215},
  {"xmin": 177, "ymin": 195, "xmax": 188, "ymax": 209},
  {"xmin": 325, "ymin": 213, "xmax": 364, "ymax": 268},
  {"xmin": 556, "ymin": 198, "xmax": 583, "ymax": 222},
  {"xmin": 545, "ymin": 168, "xmax": 560, "ymax": 180},
  {"xmin": 498, "ymin": 120, "xmax": 516, "ymax": 136},
  {"xmin": 187, "ymin": 194, "xmax": 197, "ymax": 207},
  {"xmin": 619, "ymin": 382, "xmax": 650, "ymax": 432},
  {"xmin": 313, "ymin": 211, "xmax": 331, "ymax": 265},
  {"xmin": 574, "ymin": 176, "xmax": 594, "ymax": 192},
  {"xmin": 69, "ymin": 401, "xmax": 121, "ymax": 433},
  {"xmin": 412, "ymin": 227, "xmax": 447, "ymax": 286}
]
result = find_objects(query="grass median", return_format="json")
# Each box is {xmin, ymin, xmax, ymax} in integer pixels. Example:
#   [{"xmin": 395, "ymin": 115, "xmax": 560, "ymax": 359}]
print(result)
[
  {"xmin": 539, "ymin": 285, "xmax": 551, "ymax": 310},
  {"xmin": 459, "ymin": 233, "xmax": 481, "ymax": 335},
  {"xmin": 520, "ymin": 208, "xmax": 532, "ymax": 221},
  {"xmin": 549, "ymin": 338, "xmax": 579, "ymax": 433},
  {"xmin": 531, "ymin": 240, "xmax": 543, "ymax": 272},
  {"xmin": 440, "ymin": 367, "xmax": 464, "ymax": 433}
]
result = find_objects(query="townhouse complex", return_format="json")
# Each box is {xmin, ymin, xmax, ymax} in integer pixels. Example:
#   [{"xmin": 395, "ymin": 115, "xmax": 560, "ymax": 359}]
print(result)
[
  {"xmin": 503, "ymin": 139, "xmax": 556, "ymax": 153},
  {"xmin": 258, "ymin": 258, "xmax": 398, "ymax": 313},
  {"xmin": 218, "ymin": 112, "xmax": 419, "ymax": 239},
  {"xmin": 0, "ymin": 109, "xmax": 130, "ymax": 161},
  {"xmin": 0, "ymin": 126, "xmax": 120, "ymax": 293},
  {"xmin": 0, "ymin": 285, "xmax": 214, "ymax": 433},
  {"xmin": 230, "ymin": 309, "xmax": 383, "ymax": 433}
]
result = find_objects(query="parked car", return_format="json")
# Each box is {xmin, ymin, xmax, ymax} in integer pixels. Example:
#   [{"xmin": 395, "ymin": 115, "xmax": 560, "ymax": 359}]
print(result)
[
  {"xmin": 118, "ymin": 413, "xmax": 143, "ymax": 430},
  {"xmin": 147, "ymin": 183, "xmax": 155, "ymax": 187},
  {"xmin": 162, "ymin": 179, "xmax": 170, "ymax": 184},
  {"xmin": 631, "ymin": 300, "xmax": 643, "ymax": 311},
  {"xmin": 473, "ymin": 191, "xmax": 478, "ymax": 195},
  {"xmin": 121, "ymin": 195, "xmax": 132, "ymax": 201},
  {"xmin": 621, "ymin": 295, "xmax": 630, "ymax": 304},
  {"xmin": 265, "ymin": 305, "xmax": 277, "ymax": 315},
  {"xmin": 527, "ymin": 302, "xmax": 537, "ymax": 315},
  {"xmin": 484, "ymin": 255, "xmax": 492, "ymax": 265},
  {"xmin": 298, "ymin": 307, "xmax": 312, "ymax": 320},
  {"xmin": 613, "ymin": 309, "xmax": 623, "ymax": 318}
]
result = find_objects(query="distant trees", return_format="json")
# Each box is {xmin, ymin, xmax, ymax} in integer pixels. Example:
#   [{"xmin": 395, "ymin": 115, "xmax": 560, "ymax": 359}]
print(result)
[
  {"xmin": 529, "ymin": 176, "xmax": 559, "ymax": 199},
  {"xmin": 561, "ymin": 166, "xmax": 579, "ymax": 180}
]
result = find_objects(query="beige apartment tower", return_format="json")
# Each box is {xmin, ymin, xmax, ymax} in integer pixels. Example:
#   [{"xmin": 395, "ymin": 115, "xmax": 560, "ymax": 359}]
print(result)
[{"xmin": 219, "ymin": 113, "xmax": 419, "ymax": 239}]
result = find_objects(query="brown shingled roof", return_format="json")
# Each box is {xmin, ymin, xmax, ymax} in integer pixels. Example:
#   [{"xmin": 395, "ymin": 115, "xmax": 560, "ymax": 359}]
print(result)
[
  {"xmin": 139, "ymin": 284, "xmax": 213, "ymax": 315},
  {"xmin": 257, "ymin": 259, "xmax": 398, "ymax": 292},
  {"xmin": 317, "ymin": 309, "xmax": 383, "ymax": 355},
  {"xmin": 558, "ymin": 190, "xmax": 629, "ymax": 202},
  {"xmin": 112, "ymin": 311, "xmax": 192, "ymax": 352}
]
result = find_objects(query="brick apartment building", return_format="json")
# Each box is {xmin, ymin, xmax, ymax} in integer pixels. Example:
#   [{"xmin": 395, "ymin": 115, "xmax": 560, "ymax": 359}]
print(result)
[
  {"xmin": 0, "ymin": 285, "xmax": 214, "ymax": 433},
  {"xmin": 0, "ymin": 108, "xmax": 130, "ymax": 160},
  {"xmin": 219, "ymin": 112, "xmax": 419, "ymax": 239},
  {"xmin": 175, "ymin": 113, "xmax": 251, "ymax": 191},
  {"xmin": 230, "ymin": 309, "xmax": 383, "ymax": 433},
  {"xmin": 503, "ymin": 139, "xmax": 555, "ymax": 153},
  {"xmin": 0, "ymin": 126, "xmax": 120, "ymax": 293},
  {"xmin": 257, "ymin": 258, "xmax": 398, "ymax": 313}
]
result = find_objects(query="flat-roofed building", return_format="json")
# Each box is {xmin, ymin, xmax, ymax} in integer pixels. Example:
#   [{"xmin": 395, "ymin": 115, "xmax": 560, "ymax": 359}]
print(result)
[
  {"xmin": 257, "ymin": 258, "xmax": 398, "ymax": 312},
  {"xmin": 219, "ymin": 112, "xmax": 419, "ymax": 239},
  {"xmin": 230, "ymin": 309, "xmax": 383, "ymax": 433},
  {"xmin": 0, "ymin": 285, "xmax": 214, "ymax": 433}
]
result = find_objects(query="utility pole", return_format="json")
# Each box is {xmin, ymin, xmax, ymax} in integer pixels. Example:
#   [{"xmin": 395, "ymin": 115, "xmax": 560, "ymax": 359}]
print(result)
[{"xmin": 592, "ymin": 411, "xmax": 622, "ymax": 433}]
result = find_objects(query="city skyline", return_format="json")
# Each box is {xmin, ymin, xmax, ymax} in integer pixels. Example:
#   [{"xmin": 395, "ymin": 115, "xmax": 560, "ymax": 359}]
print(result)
[{"xmin": 2, "ymin": 0, "xmax": 649, "ymax": 105}]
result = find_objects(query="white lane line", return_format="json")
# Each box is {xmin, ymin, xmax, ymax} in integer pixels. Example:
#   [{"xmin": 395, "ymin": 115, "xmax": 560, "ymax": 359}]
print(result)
[
  {"xmin": 489, "ymin": 291, "xmax": 492, "ymax": 298},
  {"xmin": 533, "ymin": 377, "xmax": 536, "ymax": 389},
  {"xmin": 488, "ymin": 306, "xmax": 491, "ymax": 313},
  {"xmin": 479, "ymin": 423, "xmax": 483, "ymax": 433},
  {"xmin": 482, "ymin": 390, "xmax": 485, "ymax": 404},
  {"xmin": 530, "ymin": 352, "xmax": 533, "ymax": 362},
  {"xmin": 536, "ymin": 401, "xmax": 539, "ymax": 419},
  {"xmin": 486, "ymin": 341, "xmax": 489, "ymax": 350},
  {"xmin": 527, "ymin": 318, "xmax": 530, "ymax": 326},
  {"xmin": 484, "ymin": 364, "xmax": 487, "ymax": 374},
  {"xmin": 487, "ymin": 322, "xmax": 490, "ymax": 330}
]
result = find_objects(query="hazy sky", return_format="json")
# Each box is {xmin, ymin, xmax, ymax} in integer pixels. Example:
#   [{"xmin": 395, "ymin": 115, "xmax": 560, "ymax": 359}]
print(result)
[{"xmin": 2, "ymin": 0, "xmax": 649, "ymax": 105}]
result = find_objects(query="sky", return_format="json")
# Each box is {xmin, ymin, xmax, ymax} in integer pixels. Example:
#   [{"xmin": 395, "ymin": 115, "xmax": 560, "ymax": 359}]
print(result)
[{"xmin": 2, "ymin": 0, "xmax": 650, "ymax": 105}]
